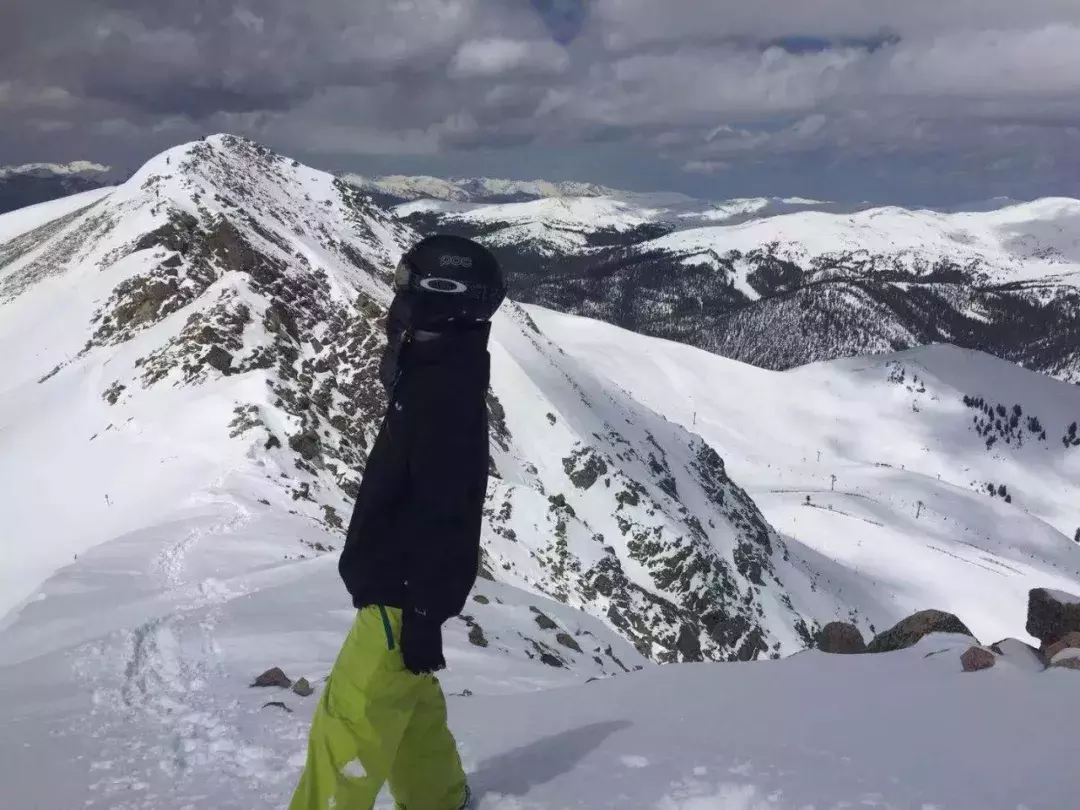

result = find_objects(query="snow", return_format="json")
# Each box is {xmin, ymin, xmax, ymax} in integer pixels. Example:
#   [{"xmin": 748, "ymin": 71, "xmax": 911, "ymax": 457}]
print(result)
[
  {"xmin": 342, "ymin": 173, "xmax": 619, "ymax": 203},
  {"xmin": 0, "ymin": 185, "xmax": 114, "ymax": 241},
  {"xmin": 3, "ymin": 543, "xmax": 1077, "ymax": 810},
  {"xmin": 449, "ymin": 196, "xmax": 656, "ymax": 232},
  {"xmin": 992, "ymin": 639, "xmax": 1046, "ymax": 673},
  {"xmin": 1045, "ymin": 588, "xmax": 1080, "ymax": 605},
  {"xmin": 646, "ymin": 198, "xmax": 1080, "ymax": 288},
  {"xmin": 527, "ymin": 306, "xmax": 1080, "ymax": 647},
  {"xmin": 2, "ymin": 138, "xmax": 1079, "ymax": 809},
  {"xmin": 0, "ymin": 160, "xmax": 111, "ymax": 178}
]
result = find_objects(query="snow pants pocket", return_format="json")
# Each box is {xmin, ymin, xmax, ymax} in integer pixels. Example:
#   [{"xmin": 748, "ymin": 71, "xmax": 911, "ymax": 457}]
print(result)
[{"xmin": 288, "ymin": 606, "xmax": 467, "ymax": 810}]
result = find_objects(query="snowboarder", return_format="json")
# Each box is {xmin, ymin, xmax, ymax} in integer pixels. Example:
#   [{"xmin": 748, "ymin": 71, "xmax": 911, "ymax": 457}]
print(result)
[{"xmin": 288, "ymin": 234, "xmax": 506, "ymax": 810}]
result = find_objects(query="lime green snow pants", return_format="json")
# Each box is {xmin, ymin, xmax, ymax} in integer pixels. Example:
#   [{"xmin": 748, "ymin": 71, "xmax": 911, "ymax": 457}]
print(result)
[{"xmin": 288, "ymin": 605, "xmax": 468, "ymax": 810}]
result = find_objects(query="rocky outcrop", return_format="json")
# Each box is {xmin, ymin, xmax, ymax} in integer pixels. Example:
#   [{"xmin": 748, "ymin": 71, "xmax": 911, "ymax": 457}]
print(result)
[
  {"xmin": 1044, "ymin": 631, "xmax": 1080, "ymax": 662},
  {"xmin": 817, "ymin": 622, "xmax": 867, "ymax": 654},
  {"xmin": 292, "ymin": 677, "xmax": 314, "ymax": 697},
  {"xmin": 1026, "ymin": 588, "xmax": 1080, "ymax": 649},
  {"xmin": 251, "ymin": 667, "xmax": 291, "ymax": 688},
  {"xmin": 866, "ymin": 610, "xmax": 974, "ymax": 654},
  {"xmin": 961, "ymin": 646, "xmax": 996, "ymax": 672}
]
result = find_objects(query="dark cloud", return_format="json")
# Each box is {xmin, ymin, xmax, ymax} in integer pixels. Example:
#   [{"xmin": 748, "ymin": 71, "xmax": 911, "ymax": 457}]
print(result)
[{"xmin": 1, "ymin": 0, "xmax": 1079, "ymax": 203}]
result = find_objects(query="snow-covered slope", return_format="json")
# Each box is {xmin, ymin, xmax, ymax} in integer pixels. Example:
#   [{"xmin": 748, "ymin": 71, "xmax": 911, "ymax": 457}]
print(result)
[
  {"xmin": 2, "ymin": 136, "xmax": 1079, "ymax": 809},
  {"xmin": 408, "ymin": 196, "xmax": 671, "ymax": 257},
  {"xmin": 0, "ymin": 134, "xmax": 843, "ymax": 668},
  {"xmin": 408, "ymin": 193, "xmax": 1080, "ymax": 384},
  {"xmin": 651, "ymin": 198, "xmax": 1080, "ymax": 288},
  {"xmin": 2, "ymin": 550, "xmax": 1076, "ymax": 810},
  {"xmin": 531, "ymin": 306, "xmax": 1080, "ymax": 645}
]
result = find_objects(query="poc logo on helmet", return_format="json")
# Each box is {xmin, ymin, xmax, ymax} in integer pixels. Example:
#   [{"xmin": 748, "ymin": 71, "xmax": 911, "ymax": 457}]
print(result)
[
  {"xmin": 419, "ymin": 277, "xmax": 468, "ymax": 294},
  {"xmin": 439, "ymin": 254, "xmax": 473, "ymax": 268}
]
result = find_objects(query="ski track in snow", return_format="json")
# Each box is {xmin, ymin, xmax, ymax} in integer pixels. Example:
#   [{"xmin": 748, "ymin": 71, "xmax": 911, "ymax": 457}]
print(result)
[{"xmin": 70, "ymin": 497, "xmax": 300, "ymax": 809}]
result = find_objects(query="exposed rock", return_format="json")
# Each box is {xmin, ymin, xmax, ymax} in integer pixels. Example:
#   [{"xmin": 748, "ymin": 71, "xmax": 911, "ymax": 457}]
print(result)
[
  {"xmin": 288, "ymin": 429, "xmax": 322, "ymax": 462},
  {"xmin": 866, "ymin": 610, "xmax": 974, "ymax": 654},
  {"xmin": 251, "ymin": 667, "xmax": 291, "ymax": 688},
  {"xmin": 291, "ymin": 677, "xmax": 314, "ymax": 697},
  {"xmin": 531, "ymin": 607, "xmax": 558, "ymax": 631},
  {"xmin": 961, "ymin": 646, "xmax": 996, "ymax": 672},
  {"xmin": 1026, "ymin": 588, "xmax": 1080, "ymax": 648},
  {"xmin": 203, "ymin": 345, "xmax": 234, "ymax": 374},
  {"xmin": 472, "ymin": 594, "xmax": 490, "ymax": 605},
  {"xmin": 468, "ymin": 624, "xmax": 489, "ymax": 648},
  {"xmin": 1044, "ymin": 631, "xmax": 1080, "ymax": 662},
  {"xmin": 262, "ymin": 701, "xmax": 293, "ymax": 713},
  {"xmin": 556, "ymin": 632, "xmax": 583, "ymax": 653},
  {"xmin": 320, "ymin": 504, "xmax": 343, "ymax": 530},
  {"xmin": 1050, "ymin": 656, "xmax": 1080, "ymax": 670},
  {"xmin": 817, "ymin": 621, "xmax": 866, "ymax": 654}
]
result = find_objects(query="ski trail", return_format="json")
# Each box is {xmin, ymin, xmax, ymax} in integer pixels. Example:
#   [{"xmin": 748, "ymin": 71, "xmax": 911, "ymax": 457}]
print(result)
[{"xmin": 74, "ymin": 497, "xmax": 299, "ymax": 808}]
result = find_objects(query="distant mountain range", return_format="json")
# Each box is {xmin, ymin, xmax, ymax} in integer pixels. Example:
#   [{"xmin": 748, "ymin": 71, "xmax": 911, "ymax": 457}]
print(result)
[
  {"xmin": 397, "ymin": 193, "xmax": 1080, "ymax": 385},
  {"xmin": 0, "ymin": 161, "xmax": 113, "ymax": 215}
]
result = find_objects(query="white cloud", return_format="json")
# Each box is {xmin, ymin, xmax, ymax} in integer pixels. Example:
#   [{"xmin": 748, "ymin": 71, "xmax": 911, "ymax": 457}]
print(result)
[
  {"xmin": 682, "ymin": 159, "xmax": 730, "ymax": 174},
  {"xmin": 450, "ymin": 38, "xmax": 570, "ymax": 78}
]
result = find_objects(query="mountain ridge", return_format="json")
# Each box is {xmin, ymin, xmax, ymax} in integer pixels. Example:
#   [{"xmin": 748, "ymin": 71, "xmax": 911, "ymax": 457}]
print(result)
[
  {"xmin": 401, "ymin": 192, "xmax": 1080, "ymax": 385},
  {"xmin": 0, "ymin": 134, "xmax": 852, "ymax": 666}
]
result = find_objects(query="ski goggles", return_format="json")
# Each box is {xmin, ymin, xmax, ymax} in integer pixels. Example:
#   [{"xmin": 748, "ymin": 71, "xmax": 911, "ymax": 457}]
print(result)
[{"xmin": 393, "ymin": 256, "xmax": 496, "ymax": 302}]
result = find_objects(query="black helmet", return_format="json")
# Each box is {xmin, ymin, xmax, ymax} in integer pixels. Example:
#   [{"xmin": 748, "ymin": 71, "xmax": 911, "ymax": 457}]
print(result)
[{"xmin": 392, "ymin": 234, "xmax": 506, "ymax": 331}]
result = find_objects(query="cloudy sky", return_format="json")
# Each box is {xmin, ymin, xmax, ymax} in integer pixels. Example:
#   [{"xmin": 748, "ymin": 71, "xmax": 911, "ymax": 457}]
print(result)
[{"xmin": 3, "ymin": 0, "xmax": 1080, "ymax": 204}]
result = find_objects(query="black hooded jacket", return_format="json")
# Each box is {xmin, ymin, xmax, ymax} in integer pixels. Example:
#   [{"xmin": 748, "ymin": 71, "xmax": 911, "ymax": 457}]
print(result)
[{"xmin": 338, "ymin": 324, "xmax": 491, "ymax": 626}]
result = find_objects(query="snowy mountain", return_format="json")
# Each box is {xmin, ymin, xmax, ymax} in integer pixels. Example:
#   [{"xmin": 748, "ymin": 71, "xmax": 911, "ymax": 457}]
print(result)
[
  {"xmin": 0, "ymin": 160, "xmax": 114, "ymax": 215},
  {"xmin": 2, "ymin": 135, "xmax": 1079, "ymax": 809},
  {"xmin": 341, "ymin": 173, "xmax": 620, "ymax": 205},
  {"xmin": 0, "ymin": 134, "xmax": 840, "ymax": 671},
  {"xmin": 406, "ymin": 195, "xmax": 1080, "ymax": 384}
]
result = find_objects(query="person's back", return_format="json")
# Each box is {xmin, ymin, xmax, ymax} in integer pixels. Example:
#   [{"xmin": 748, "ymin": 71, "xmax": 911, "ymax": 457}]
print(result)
[{"xmin": 289, "ymin": 234, "xmax": 505, "ymax": 810}]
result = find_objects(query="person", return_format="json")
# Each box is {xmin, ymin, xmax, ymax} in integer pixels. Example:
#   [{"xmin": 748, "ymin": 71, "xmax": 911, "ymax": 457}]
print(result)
[{"xmin": 288, "ymin": 234, "xmax": 506, "ymax": 810}]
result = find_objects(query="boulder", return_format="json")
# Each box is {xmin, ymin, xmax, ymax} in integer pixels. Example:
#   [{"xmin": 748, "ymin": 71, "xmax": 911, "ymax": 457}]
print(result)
[
  {"xmin": 1050, "ymin": 657, "xmax": 1080, "ymax": 671},
  {"xmin": 1043, "ymin": 631, "xmax": 1080, "ymax": 662},
  {"xmin": 1025, "ymin": 588, "xmax": 1080, "ymax": 648},
  {"xmin": 203, "ymin": 345, "xmax": 234, "ymax": 374},
  {"xmin": 961, "ymin": 646, "xmax": 996, "ymax": 672},
  {"xmin": 251, "ymin": 667, "xmax": 292, "ymax": 688},
  {"xmin": 292, "ymin": 677, "xmax": 314, "ymax": 697},
  {"xmin": 866, "ymin": 610, "xmax": 974, "ymax": 654},
  {"xmin": 817, "ymin": 622, "xmax": 867, "ymax": 654},
  {"xmin": 990, "ymin": 638, "xmax": 1046, "ymax": 672}
]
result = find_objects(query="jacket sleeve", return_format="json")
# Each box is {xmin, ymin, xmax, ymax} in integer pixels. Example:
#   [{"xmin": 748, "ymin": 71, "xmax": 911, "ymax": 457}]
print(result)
[{"xmin": 400, "ymin": 362, "xmax": 488, "ymax": 625}]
